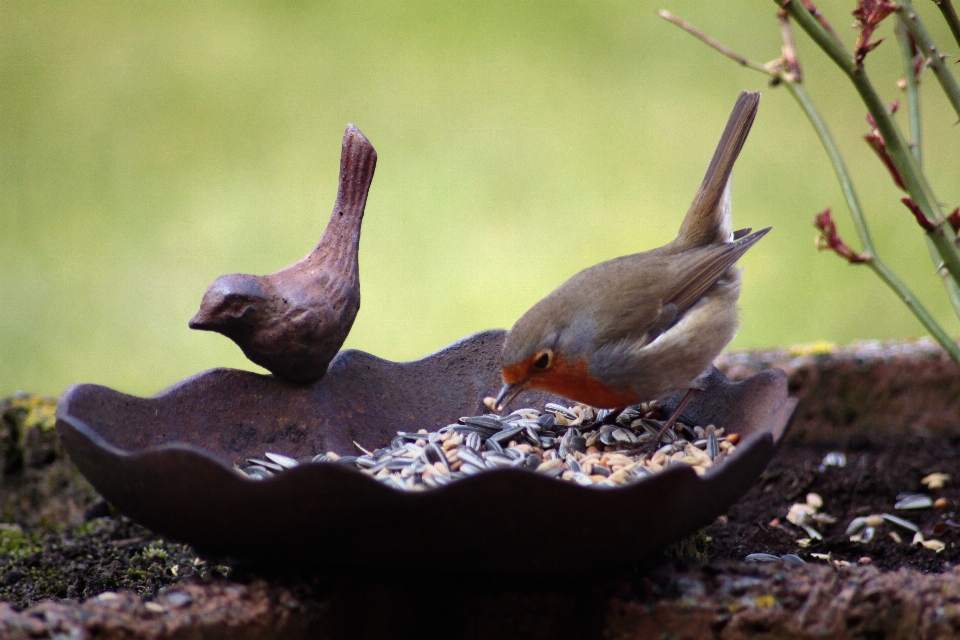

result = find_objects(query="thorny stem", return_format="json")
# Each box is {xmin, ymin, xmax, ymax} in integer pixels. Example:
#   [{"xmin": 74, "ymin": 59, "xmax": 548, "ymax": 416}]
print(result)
[
  {"xmin": 896, "ymin": 12, "xmax": 960, "ymax": 316},
  {"xmin": 657, "ymin": 11, "xmax": 771, "ymax": 74},
  {"xmin": 931, "ymin": 0, "xmax": 960, "ymax": 60},
  {"xmin": 786, "ymin": 81, "xmax": 960, "ymax": 361},
  {"xmin": 660, "ymin": 8, "xmax": 960, "ymax": 366},
  {"xmin": 778, "ymin": 9, "xmax": 803, "ymax": 81},
  {"xmin": 785, "ymin": 83, "xmax": 874, "ymax": 253},
  {"xmin": 777, "ymin": 0, "xmax": 960, "ymax": 302},
  {"xmin": 868, "ymin": 260, "xmax": 960, "ymax": 363},
  {"xmin": 897, "ymin": 0, "xmax": 960, "ymax": 121},
  {"xmin": 896, "ymin": 18, "xmax": 922, "ymax": 166}
]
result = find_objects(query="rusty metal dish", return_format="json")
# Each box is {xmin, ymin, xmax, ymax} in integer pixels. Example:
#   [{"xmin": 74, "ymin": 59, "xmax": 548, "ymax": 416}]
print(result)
[{"xmin": 56, "ymin": 330, "xmax": 795, "ymax": 571}]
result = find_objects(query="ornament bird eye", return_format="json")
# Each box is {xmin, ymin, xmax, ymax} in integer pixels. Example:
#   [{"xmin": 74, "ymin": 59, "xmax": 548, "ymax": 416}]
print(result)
[{"xmin": 533, "ymin": 350, "xmax": 553, "ymax": 370}]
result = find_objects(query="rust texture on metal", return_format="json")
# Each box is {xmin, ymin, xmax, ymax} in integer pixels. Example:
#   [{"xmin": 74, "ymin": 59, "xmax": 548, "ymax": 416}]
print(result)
[
  {"xmin": 189, "ymin": 124, "xmax": 377, "ymax": 382},
  {"xmin": 56, "ymin": 330, "xmax": 795, "ymax": 571}
]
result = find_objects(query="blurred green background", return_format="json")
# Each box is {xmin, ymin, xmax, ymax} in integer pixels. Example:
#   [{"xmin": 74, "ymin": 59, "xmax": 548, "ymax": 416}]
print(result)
[{"xmin": 3, "ymin": 1, "xmax": 960, "ymax": 398}]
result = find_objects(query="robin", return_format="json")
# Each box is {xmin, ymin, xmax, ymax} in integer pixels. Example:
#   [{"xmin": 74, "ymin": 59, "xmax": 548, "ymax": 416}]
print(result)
[
  {"xmin": 496, "ymin": 91, "xmax": 768, "ymax": 438},
  {"xmin": 189, "ymin": 124, "xmax": 377, "ymax": 382}
]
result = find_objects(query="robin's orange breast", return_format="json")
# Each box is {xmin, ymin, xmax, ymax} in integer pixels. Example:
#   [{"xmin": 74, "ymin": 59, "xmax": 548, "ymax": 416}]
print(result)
[{"xmin": 528, "ymin": 356, "xmax": 641, "ymax": 409}]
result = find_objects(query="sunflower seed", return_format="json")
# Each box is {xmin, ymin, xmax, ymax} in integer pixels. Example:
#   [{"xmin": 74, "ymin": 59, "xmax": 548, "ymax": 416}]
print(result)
[
  {"xmin": 484, "ymin": 438, "xmax": 504, "ymax": 453},
  {"xmin": 881, "ymin": 513, "xmax": 920, "ymax": 532},
  {"xmin": 568, "ymin": 436, "xmax": 587, "ymax": 454},
  {"xmin": 264, "ymin": 452, "xmax": 299, "ymax": 469},
  {"xmin": 448, "ymin": 425, "xmax": 491, "ymax": 438},
  {"xmin": 571, "ymin": 472, "xmax": 594, "ymax": 486},
  {"xmin": 483, "ymin": 454, "xmax": 514, "ymax": 468},
  {"xmin": 540, "ymin": 466, "xmax": 565, "ymax": 479},
  {"xmin": 537, "ymin": 414, "xmax": 557, "ymax": 431},
  {"xmin": 422, "ymin": 443, "xmax": 446, "ymax": 466},
  {"xmin": 246, "ymin": 458, "xmax": 284, "ymax": 472},
  {"xmin": 545, "ymin": 403, "xmax": 578, "ymax": 420},
  {"xmin": 895, "ymin": 494, "xmax": 933, "ymax": 510},
  {"xmin": 845, "ymin": 517, "xmax": 869, "ymax": 536},
  {"xmin": 461, "ymin": 415, "xmax": 502, "ymax": 430},
  {"xmin": 819, "ymin": 451, "xmax": 847, "ymax": 470},
  {"xmin": 780, "ymin": 554, "xmax": 806, "ymax": 565},
  {"xmin": 457, "ymin": 447, "xmax": 488, "ymax": 469},
  {"xmin": 592, "ymin": 408, "xmax": 612, "ymax": 423},
  {"xmin": 503, "ymin": 447, "xmax": 524, "ymax": 460},
  {"xmin": 355, "ymin": 456, "xmax": 378, "ymax": 469},
  {"xmin": 799, "ymin": 522, "xmax": 823, "ymax": 541},
  {"xmin": 524, "ymin": 426, "xmax": 541, "ymax": 446},
  {"xmin": 243, "ymin": 465, "xmax": 272, "ymax": 479},
  {"xmin": 707, "ymin": 432, "xmax": 720, "ymax": 461},
  {"xmin": 616, "ymin": 408, "xmax": 641, "ymax": 426},
  {"xmin": 490, "ymin": 426, "xmax": 524, "ymax": 444},
  {"xmin": 745, "ymin": 553, "xmax": 781, "ymax": 563},
  {"xmin": 465, "ymin": 432, "xmax": 482, "ymax": 451}
]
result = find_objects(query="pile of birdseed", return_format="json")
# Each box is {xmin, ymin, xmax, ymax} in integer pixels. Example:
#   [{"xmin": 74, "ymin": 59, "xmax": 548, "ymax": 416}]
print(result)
[{"xmin": 236, "ymin": 401, "xmax": 739, "ymax": 491}]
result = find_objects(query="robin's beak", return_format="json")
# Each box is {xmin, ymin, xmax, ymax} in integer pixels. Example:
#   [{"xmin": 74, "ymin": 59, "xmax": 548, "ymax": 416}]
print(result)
[{"xmin": 494, "ymin": 381, "xmax": 527, "ymax": 412}]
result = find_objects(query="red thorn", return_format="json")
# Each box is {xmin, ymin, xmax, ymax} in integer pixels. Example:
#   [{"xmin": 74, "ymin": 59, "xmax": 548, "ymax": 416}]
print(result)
[
  {"xmin": 947, "ymin": 208, "xmax": 960, "ymax": 234},
  {"xmin": 864, "ymin": 131, "xmax": 906, "ymax": 190},
  {"xmin": 853, "ymin": 0, "xmax": 897, "ymax": 66},
  {"xmin": 901, "ymin": 198, "xmax": 937, "ymax": 231},
  {"xmin": 814, "ymin": 209, "xmax": 870, "ymax": 263}
]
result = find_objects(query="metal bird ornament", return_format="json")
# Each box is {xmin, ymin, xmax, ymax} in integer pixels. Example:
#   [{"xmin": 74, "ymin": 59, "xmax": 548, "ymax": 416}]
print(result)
[
  {"xmin": 190, "ymin": 124, "xmax": 377, "ymax": 382},
  {"xmin": 497, "ymin": 91, "xmax": 769, "ymax": 437}
]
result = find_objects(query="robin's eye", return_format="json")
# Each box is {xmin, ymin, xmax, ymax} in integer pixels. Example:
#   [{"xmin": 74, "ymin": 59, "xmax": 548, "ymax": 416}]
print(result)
[{"xmin": 533, "ymin": 350, "xmax": 552, "ymax": 370}]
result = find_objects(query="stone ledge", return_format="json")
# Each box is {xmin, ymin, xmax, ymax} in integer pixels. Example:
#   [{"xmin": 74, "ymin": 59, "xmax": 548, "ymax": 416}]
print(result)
[
  {"xmin": 716, "ymin": 338, "xmax": 960, "ymax": 441},
  {"xmin": 3, "ymin": 563, "xmax": 960, "ymax": 639}
]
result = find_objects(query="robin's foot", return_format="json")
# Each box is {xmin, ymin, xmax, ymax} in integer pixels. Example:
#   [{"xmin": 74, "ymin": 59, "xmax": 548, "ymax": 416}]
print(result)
[{"xmin": 656, "ymin": 388, "xmax": 699, "ymax": 443}]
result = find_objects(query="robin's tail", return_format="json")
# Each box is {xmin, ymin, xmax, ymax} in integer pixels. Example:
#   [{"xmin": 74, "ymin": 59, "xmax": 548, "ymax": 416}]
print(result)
[{"xmin": 672, "ymin": 91, "xmax": 760, "ymax": 252}]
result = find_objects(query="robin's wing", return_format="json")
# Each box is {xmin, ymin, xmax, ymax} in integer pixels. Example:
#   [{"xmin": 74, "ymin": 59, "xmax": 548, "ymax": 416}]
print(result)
[
  {"xmin": 587, "ymin": 228, "xmax": 769, "ymax": 348},
  {"xmin": 667, "ymin": 227, "xmax": 769, "ymax": 313}
]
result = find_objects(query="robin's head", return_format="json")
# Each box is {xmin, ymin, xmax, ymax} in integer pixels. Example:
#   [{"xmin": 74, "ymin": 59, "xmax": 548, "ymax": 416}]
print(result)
[
  {"xmin": 496, "ymin": 291, "xmax": 641, "ymax": 411},
  {"xmin": 189, "ymin": 273, "xmax": 268, "ymax": 338},
  {"xmin": 496, "ymin": 297, "xmax": 581, "ymax": 410}
]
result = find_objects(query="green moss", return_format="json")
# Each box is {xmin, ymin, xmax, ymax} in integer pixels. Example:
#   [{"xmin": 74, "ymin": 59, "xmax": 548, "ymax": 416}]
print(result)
[
  {"xmin": 0, "ymin": 524, "xmax": 24, "ymax": 554},
  {"xmin": 1, "ymin": 392, "xmax": 62, "ymax": 475},
  {"xmin": 3, "ymin": 393, "xmax": 57, "ymax": 432},
  {"xmin": 0, "ymin": 525, "xmax": 43, "ymax": 559},
  {"xmin": 662, "ymin": 529, "xmax": 710, "ymax": 563},
  {"xmin": 142, "ymin": 544, "xmax": 169, "ymax": 561},
  {"xmin": 126, "ymin": 567, "xmax": 147, "ymax": 580}
]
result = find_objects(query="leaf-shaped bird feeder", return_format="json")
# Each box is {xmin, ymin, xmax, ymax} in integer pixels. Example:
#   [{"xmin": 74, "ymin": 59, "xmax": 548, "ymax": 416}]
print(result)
[{"xmin": 56, "ymin": 330, "xmax": 794, "ymax": 571}]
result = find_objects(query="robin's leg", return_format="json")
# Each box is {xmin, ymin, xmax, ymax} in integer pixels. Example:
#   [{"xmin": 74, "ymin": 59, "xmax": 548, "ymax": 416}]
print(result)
[{"xmin": 656, "ymin": 388, "xmax": 699, "ymax": 442}]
